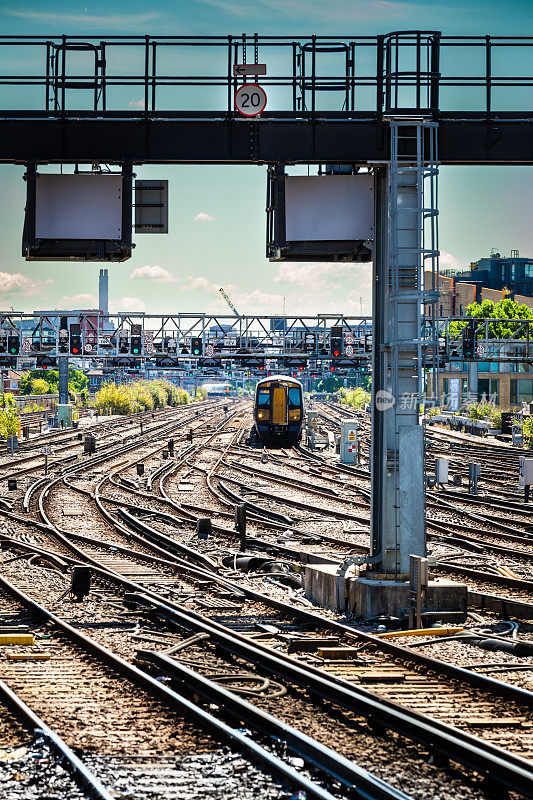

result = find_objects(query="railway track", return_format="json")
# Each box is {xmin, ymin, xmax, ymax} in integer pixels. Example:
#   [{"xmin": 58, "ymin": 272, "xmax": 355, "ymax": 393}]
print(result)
[{"xmin": 2, "ymin": 397, "xmax": 533, "ymax": 797}]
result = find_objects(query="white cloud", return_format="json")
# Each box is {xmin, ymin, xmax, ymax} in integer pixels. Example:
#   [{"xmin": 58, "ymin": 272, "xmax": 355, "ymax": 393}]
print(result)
[
  {"xmin": 129, "ymin": 265, "xmax": 175, "ymax": 283},
  {"xmin": 0, "ymin": 272, "xmax": 54, "ymax": 297},
  {"xmin": 109, "ymin": 297, "xmax": 146, "ymax": 313},
  {"xmin": 204, "ymin": 263, "xmax": 374, "ymax": 316},
  {"xmin": 196, "ymin": 0, "xmax": 416, "ymax": 21},
  {"xmin": 179, "ymin": 275, "xmax": 219, "ymax": 292},
  {"xmin": 273, "ymin": 261, "xmax": 357, "ymax": 288},
  {"xmin": 194, "ymin": 212, "xmax": 215, "ymax": 222},
  {"xmin": 439, "ymin": 250, "xmax": 464, "ymax": 272},
  {"xmin": 58, "ymin": 293, "xmax": 98, "ymax": 309},
  {"xmin": 4, "ymin": 9, "xmax": 159, "ymax": 29},
  {"xmin": 129, "ymin": 99, "xmax": 145, "ymax": 109}
]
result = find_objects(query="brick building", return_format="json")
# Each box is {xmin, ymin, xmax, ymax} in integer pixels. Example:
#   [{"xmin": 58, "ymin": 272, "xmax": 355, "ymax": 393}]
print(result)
[{"xmin": 425, "ymin": 272, "xmax": 533, "ymax": 407}]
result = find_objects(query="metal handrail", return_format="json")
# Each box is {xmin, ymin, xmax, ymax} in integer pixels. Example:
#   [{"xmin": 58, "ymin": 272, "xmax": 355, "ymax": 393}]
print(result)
[{"xmin": 1, "ymin": 33, "xmax": 533, "ymax": 116}]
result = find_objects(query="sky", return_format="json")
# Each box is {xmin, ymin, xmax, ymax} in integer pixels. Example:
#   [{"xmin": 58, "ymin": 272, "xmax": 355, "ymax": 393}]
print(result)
[{"xmin": 0, "ymin": 0, "xmax": 532, "ymax": 319}]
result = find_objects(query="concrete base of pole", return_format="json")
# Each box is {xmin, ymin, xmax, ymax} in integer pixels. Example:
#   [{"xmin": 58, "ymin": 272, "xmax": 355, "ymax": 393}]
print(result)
[
  {"xmin": 303, "ymin": 563, "xmax": 467, "ymax": 620},
  {"xmin": 349, "ymin": 576, "xmax": 467, "ymax": 620}
]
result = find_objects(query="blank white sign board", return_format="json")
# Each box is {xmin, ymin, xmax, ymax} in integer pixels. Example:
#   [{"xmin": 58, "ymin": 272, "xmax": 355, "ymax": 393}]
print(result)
[
  {"xmin": 285, "ymin": 174, "xmax": 374, "ymax": 242},
  {"xmin": 35, "ymin": 174, "xmax": 123, "ymax": 239}
]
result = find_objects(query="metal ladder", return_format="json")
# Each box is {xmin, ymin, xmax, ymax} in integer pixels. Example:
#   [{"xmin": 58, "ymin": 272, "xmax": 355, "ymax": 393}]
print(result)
[{"xmin": 388, "ymin": 118, "xmax": 439, "ymax": 574}]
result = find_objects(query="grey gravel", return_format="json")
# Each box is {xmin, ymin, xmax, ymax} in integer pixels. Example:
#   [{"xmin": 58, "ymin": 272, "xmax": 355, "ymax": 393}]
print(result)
[
  {"xmin": 83, "ymin": 749, "xmax": 294, "ymax": 800},
  {"xmin": 0, "ymin": 736, "xmax": 86, "ymax": 800}
]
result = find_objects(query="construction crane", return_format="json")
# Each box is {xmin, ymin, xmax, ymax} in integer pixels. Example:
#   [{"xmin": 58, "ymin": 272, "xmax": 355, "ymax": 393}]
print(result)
[{"xmin": 219, "ymin": 287, "xmax": 240, "ymax": 317}]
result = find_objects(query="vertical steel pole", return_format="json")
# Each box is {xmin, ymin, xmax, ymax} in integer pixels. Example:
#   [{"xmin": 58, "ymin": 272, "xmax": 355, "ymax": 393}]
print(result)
[
  {"xmin": 370, "ymin": 165, "xmax": 389, "ymax": 564},
  {"xmin": 58, "ymin": 356, "xmax": 69, "ymax": 406}
]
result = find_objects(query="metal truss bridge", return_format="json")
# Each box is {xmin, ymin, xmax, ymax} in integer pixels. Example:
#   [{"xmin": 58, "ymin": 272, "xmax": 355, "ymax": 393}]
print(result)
[
  {"xmin": 443, "ymin": 317, "xmax": 533, "ymax": 363},
  {"xmin": 0, "ymin": 312, "xmax": 372, "ymax": 369}
]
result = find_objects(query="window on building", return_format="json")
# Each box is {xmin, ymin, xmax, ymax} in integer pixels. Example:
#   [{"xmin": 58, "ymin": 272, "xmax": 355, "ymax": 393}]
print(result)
[
  {"xmin": 525, "ymin": 264, "xmax": 533, "ymax": 279},
  {"xmin": 439, "ymin": 305, "xmax": 443, "ymax": 316},
  {"xmin": 511, "ymin": 378, "xmax": 533, "ymax": 404},
  {"xmin": 459, "ymin": 304, "xmax": 463, "ymax": 315},
  {"xmin": 478, "ymin": 378, "xmax": 499, "ymax": 404}
]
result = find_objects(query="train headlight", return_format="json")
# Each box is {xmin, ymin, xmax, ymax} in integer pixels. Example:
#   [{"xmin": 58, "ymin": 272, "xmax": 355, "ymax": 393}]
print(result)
[
  {"xmin": 289, "ymin": 410, "xmax": 301, "ymax": 421},
  {"xmin": 257, "ymin": 411, "xmax": 268, "ymax": 420}
]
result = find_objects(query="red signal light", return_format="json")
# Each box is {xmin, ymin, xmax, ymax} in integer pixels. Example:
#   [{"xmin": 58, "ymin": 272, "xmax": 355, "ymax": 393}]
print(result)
[
  {"xmin": 72, "ymin": 347, "xmax": 79, "ymax": 354},
  {"xmin": 330, "ymin": 365, "xmax": 335, "ymax": 372},
  {"xmin": 333, "ymin": 349, "xmax": 340, "ymax": 358}
]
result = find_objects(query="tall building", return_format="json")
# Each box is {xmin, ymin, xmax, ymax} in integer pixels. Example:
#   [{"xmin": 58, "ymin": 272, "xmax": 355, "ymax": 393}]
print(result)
[
  {"xmin": 443, "ymin": 250, "xmax": 533, "ymax": 297},
  {"xmin": 99, "ymin": 268, "xmax": 109, "ymax": 314}
]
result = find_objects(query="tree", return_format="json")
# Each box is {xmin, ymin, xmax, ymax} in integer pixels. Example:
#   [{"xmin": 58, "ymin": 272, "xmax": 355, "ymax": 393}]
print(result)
[
  {"xmin": 19, "ymin": 373, "xmax": 33, "ymax": 395},
  {"xmin": 68, "ymin": 369, "xmax": 88, "ymax": 394},
  {"xmin": 450, "ymin": 299, "xmax": 533, "ymax": 339},
  {"xmin": 31, "ymin": 378, "xmax": 49, "ymax": 395}
]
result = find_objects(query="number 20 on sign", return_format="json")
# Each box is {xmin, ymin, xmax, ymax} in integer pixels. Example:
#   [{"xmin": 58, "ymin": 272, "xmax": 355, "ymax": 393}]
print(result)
[{"xmin": 234, "ymin": 84, "xmax": 267, "ymax": 117}]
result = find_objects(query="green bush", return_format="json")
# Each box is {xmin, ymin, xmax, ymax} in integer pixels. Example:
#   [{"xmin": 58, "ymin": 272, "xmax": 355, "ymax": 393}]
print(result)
[
  {"xmin": 522, "ymin": 417, "xmax": 533, "ymax": 448},
  {"xmin": 20, "ymin": 402, "xmax": 47, "ymax": 414},
  {"xmin": 94, "ymin": 379, "xmax": 192, "ymax": 416},
  {"xmin": 0, "ymin": 396, "xmax": 19, "ymax": 438},
  {"xmin": 465, "ymin": 401, "xmax": 502, "ymax": 429},
  {"xmin": 339, "ymin": 386, "xmax": 371, "ymax": 409}
]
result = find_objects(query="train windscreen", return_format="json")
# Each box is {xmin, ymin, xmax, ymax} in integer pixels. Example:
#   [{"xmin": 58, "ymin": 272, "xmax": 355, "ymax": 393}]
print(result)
[
  {"xmin": 257, "ymin": 389, "xmax": 271, "ymax": 407},
  {"xmin": 288, "ymin": 387, "xmax": 301, "ymax": 408}
]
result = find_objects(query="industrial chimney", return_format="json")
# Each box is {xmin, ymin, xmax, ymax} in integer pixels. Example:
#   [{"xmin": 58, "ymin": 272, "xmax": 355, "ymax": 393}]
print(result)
[{"xmin": 99, "ymin": 268, "xmax": 109, "ymax": 314}]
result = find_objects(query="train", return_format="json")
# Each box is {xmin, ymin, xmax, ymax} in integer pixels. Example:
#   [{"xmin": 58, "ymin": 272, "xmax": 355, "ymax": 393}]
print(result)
[
  {"xmin": 202, "ymin": 382, "xmax": 232, "ymax": 396},
  {"xmin": 253, "ymin": 375, "xmax": 304, "ymax": 445}
]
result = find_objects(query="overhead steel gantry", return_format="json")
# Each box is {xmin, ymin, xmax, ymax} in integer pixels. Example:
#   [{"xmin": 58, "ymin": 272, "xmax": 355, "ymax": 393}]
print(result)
[
  {"xmin": 0, "ymin": 32, "xmax": 533, "ymax": 164},
  {"xmin": 0, "ymin": 312, "xmax": 372, "ymax": 361}
]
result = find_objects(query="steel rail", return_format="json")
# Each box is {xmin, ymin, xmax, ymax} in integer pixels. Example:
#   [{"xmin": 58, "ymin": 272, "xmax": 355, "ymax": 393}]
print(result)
[
  {"xmin": 2, "ymin": 527, "xmax": 533, "ymax": 793},
  {"xmin": 129, "ymin": 592, "xmax": 533, "ymax": 796},
  {"xmin": 0, "ymin": 680, "xmax": 115, "ymax": 800},
  {"xmin": 137, "ymin": 650, "xmax": 411, "ymax": 800},
  {"xmin": 0, "ymin": 574, "xmax": 375, "ymax": 800}
]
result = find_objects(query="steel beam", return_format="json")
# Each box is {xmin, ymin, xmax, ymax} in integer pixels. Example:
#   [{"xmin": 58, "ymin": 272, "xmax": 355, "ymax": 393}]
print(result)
[{"xmin": 1, "ymin": 116, "xmax": 533, "ymax": 165}]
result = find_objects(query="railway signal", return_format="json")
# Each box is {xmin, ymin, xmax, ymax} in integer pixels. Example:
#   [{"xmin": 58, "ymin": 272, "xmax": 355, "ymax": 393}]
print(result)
[
  {"xmin": 36, "ymin": 355, "xmax": 57, "ymax": 369},
  {"xmin": 330, "ymin": 326, "xmax": 343, "ymax": 359},
  {"xmin": 130, "ymin": 324, "xmax": 142, "ymax": 356},
  {"xmin": 462, "ymin": 323, "xmax": 476, "ymax": 359},
  {"xmin": 58, "ymin": 316, "xmax": 69, "ymax": 353},
  {"xmin": 69, "ymin": 323, "xmax": 82, "ymax": 355},
  {"xmin": 118, "ymin": 331, "xmax": 129, "ymax": 354},
  {"xmin": 191, "ymin": 337, "xmax": 203, "ymax": 356},
  {"xmin": 8, "ymin": 335, "xmax": 20, "ymax": 356}
]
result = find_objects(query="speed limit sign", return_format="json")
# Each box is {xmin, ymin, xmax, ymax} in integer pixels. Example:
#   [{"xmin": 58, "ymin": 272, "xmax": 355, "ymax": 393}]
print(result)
[
  {"xmin": 235, "ymin": 84, "xmax": 267, "ymax": 117},
  {"xmin": 205, "ymin": 343, "xmax": 215, "ymax": 357},
  {"xmin": 345, "ymin": 344, "xmax": 354, "ymax": 358},
  {"xmin": 476, "ymin": 343, "xmax": 486, "ymax": 357}
]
